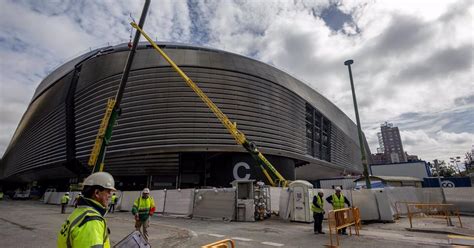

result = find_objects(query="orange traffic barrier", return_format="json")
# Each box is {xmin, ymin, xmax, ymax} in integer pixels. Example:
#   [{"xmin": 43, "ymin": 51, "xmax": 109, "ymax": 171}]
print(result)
[
  {"xmin": 327, "ymin": 207, "xmax": 361, "ymax": 247},
  {"xmin": 406, "ymin": 203, "xmax": 463, "ymax": 228},
  {"xmin": 201, "ymin": 239, "xmax": 235, "ymax": 248},
  {"xmin": 394, "ymin": 201, "xmax": 418, "ymax": 219}
]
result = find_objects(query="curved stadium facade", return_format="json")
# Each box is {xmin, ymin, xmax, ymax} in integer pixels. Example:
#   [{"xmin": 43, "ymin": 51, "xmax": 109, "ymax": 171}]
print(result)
[{"xmin": 1, "ymin": 42, "xmax": 370, "ymax": 189}]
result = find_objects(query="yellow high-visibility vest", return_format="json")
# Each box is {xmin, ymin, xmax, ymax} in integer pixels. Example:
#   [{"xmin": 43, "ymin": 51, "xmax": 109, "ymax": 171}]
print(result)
[
  {"xmin": 111, "ymin": 195, "xmax": 118, "ymax": 204},
  {"xmin": 61, "ymin": 195, "xmax": 70, "ymax": 204},
  {"xmin": 133, "ymin": 196, "xmax": 155, "ymax": 215},
  {"xmin": 311, "ymin": 195, "xmax": 324, "ymax": 213},
  {"xmin": 331, "ymin": 193, "xmax": 345, "ymax": 210},
  {"xmin": 57, "ymin": 199, "xmax": 110, "ymax": 248}
]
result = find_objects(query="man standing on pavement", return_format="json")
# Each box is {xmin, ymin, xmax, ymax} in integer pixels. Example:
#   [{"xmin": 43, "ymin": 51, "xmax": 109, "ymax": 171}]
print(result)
[
  {"xmin": 326, "ymin": 187, "xmax": 351, "ymax": 235},
  {"xmin": 73, "ymin": 193, "xmax": 82, "ymax": 208},
  {"xmin": 311, "ymin": 189, "xmax": 325, "ymax": 234},
  {"xmin": 132, "ymin": 188, "xmax": 155, "ymax": 241},
  {"xmin": 57, "ymin": 172, "xmax": 116, "ymax": 248},
  {"xmin": 109, "ymin": 192, "xmax": 118, "ymax": 213},
  {"xmin": 60, "ymin": 192, "xmax": 70, "ymax": 214}
]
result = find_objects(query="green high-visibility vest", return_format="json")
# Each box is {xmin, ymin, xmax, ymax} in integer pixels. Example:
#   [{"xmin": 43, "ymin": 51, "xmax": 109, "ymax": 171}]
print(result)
[
  {"xmin": 311, "ymin": 195, "xmax": 324, "ymax": 213},
  {"xmin": 61, "ymin": 195, "xmax": 70, "ymax": 204},
  {"xmin": 57, "ymin": 200, "xmax": 110, "ymax": 248},
  {"xmin": 0, "ymin": 192, "xmax": 4, "ymax": 200},
  {"xmin": 111, "ymin": 195, "xmax": 118, "ymax": 204},
  {"xmin": 331, "ymin": 193, "xmax": 345, "ymax": 210}
]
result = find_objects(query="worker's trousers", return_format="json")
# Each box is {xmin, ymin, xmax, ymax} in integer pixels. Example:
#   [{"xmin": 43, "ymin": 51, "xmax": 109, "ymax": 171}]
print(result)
[
  {"xmin": 61, "ymin": 203, "xmax": 67, "ymax": 214},
  {"xmin": 109, "ymin": 204, "xmax": 115, "ymax": 213},
  {"xmin": 135, "ymin": 218, "xmax": 150, "ymax": 241},
  {"xmin": 313, "ymin": 212, "xmax": 324, "ymax": 233}
]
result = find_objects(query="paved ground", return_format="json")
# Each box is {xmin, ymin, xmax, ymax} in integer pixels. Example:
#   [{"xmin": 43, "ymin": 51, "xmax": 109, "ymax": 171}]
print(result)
[{"xmin": 0, "ymin": 200, "xmax": 473, "ymax": 247}]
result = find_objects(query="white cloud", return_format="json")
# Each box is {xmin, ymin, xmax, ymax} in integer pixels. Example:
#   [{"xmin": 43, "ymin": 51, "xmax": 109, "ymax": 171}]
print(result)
[
  {"xmin": 401, "ymin": 129, "xmax": 474, "ymax": 163},
  {"xmin": 0, "ymin": 0, "xmax": 472, "ymax": 165}
]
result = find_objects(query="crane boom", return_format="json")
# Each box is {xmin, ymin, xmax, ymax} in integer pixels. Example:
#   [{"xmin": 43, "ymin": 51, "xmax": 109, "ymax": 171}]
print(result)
[
  {"xmin": 87, "ymin": 0, "xmax": 151, "ymax": 173},
  {"xmin": 131, "ymin": 22, "xmax": 288, "ymax": 187}
]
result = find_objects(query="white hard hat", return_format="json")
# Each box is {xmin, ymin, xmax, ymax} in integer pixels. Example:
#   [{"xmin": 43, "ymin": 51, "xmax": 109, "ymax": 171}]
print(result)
[
  {"xmin": 65, "ymin": 192, "xmax": 70, "ymax": 195},
  {"xmin": 83, "ymin": 172, "xmax": 116, "ymax": 191},
  {"xmin": 317, "ymin": 189, "xmax": 324, "ymax": 193},
  {"xmin": 143, "ymin": 188, "xmax": 150, "ymax": 194},
  {"xmin": 78, "ymin": 193, "xmax": 82, "ymax": 195},
  {"xmin": 335, "ymin": 187, "xmax": 342, "ymax": 191}
]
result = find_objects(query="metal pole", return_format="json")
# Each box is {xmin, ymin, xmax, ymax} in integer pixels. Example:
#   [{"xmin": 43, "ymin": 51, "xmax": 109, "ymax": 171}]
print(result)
[
  {"xmin": 344, "ymin": 60, "xmax": 371, "ymax": 189},
  {"xmin": 434, "ymin": 159, "xmax": 453, "ymax": 226},
  {"xmin": 114, "ymin": 0, "xmax": 151, "ymax": 108},
  {"xmin": 91, "ymin": 0, "xmax": 151, "ymax": 173}
]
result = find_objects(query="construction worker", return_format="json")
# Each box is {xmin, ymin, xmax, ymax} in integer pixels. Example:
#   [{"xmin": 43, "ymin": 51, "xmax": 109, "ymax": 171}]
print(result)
[
  {"xmin": 311, "ymin": 189, "xmax": 325, "ymax": 234},
  {"xmin": 61, "ymin": 192, "xmax": 70, "ymax": 214},
  {"xmin": 73, "ymin": 193, "xmax": 82, "ymax": 208},
  {"xmin": 57, "ymin": 172, "xmax": 116, "ymax": 248},
  {"xmin": 326, "ymin": 187, "xmax": 351, "ymax": 235},
  {"xmin": 109, "ymin": 192, "xmax": 118, "ymax": 213},
  {"xmin": 0, "ymin": 191, "xmax": 4, "ymax": 200},
  {"xmin": 132, "ymin": 188, "xmax": 155, "ymax": 241}
]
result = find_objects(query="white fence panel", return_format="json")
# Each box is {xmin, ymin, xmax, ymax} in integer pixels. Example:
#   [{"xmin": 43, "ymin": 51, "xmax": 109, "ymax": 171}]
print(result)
[
  {"xmin": 118, "ymin": 191, "xmax": 141, "ymax": 211},
  {"xmin": 150, "ymin": 190, "xmax": 166, "ymax": 213},
  {"xmin": 163, "ymin": 189, "xmax": 194, "ymax": 216},
  {"xmin": 269, "ymin": 187, "xmax": 281, "ymax": 213},
  {"xmin": 193, "ymin": 188, "xmax": 235, "ymax": 220}
]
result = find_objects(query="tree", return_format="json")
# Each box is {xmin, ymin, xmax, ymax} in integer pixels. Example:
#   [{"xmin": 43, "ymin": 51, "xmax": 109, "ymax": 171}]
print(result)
[
  {"xmin": 465, "ymin": 151, "xmax": 473, "ymax": 173},
  {"xmin": 429, "ymin": 160, "xmax": 457, "ymax": 177}
]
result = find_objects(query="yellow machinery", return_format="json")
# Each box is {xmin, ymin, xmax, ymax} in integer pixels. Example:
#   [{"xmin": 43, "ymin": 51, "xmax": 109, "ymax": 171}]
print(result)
[{"xmin": 131, "ymin": 22, "xmax": 289, "ymax": 187}]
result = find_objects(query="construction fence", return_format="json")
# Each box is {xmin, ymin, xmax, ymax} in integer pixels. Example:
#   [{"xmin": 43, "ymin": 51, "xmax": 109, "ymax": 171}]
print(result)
[
  {"xmin": 44, "ymin": 186, "xmax": 474, "ymax": 222},
  {"xmin": 44, "ymin": 188, "xmax": 236, "ymax": 220}
]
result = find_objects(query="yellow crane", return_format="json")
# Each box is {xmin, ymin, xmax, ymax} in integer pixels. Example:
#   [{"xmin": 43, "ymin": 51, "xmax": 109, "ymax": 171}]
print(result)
[{"xmin": 131, "ymin": 22, "xmax": 289, "ymax": 187}]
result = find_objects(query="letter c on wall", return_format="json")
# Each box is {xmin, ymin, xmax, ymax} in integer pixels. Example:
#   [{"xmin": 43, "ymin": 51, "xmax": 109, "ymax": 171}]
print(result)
[{"xmin": 233, "ymin": 162, "xmax": 251, "ymax": 180}]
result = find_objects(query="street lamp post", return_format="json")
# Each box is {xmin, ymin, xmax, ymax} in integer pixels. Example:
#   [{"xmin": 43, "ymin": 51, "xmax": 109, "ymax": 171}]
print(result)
[{"xmin": 344, "ymin": 59, "xmax": 371, "ymax": 189}]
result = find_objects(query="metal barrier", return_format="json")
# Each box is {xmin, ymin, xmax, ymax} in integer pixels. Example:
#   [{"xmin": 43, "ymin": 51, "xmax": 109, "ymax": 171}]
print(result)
[
  {"xmin": 201, "ymin": 239, "xmax": 235, "ymax": 248},
  {"xmin": 327, "ymin": 207, "xmax": 361, "ymax": 247},
  {"xmin": 406, "ymin": 203, "xmax": 463, "ymax": 228},
  {"xmin": 394, "ymin": 201, "xmax": 418, "ymax": 219}
]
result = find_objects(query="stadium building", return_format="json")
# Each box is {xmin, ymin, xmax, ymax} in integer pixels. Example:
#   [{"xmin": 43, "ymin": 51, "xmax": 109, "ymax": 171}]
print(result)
[{"xmin": 0, "ymin": 42, "xmax": 370, "ymax": 190}]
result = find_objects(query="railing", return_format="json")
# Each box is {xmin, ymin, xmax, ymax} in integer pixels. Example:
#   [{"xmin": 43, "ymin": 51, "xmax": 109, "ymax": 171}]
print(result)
[
  {"xmin": 394, "ymin": 201, "xmax": 418, "ymax": 219},
  {"xmin": 201, "ymin": 239, "xmax": 235, "ymax": 248},
  {"xmin": 406, "ymin": 203, "xmax": 463, "ymax": 228},
  {"xmin": 327, "ymin": 207, "xmax": 361, "ymax": 247}
]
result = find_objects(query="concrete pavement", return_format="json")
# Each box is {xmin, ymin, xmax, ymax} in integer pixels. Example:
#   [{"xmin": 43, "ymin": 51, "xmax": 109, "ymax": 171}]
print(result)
[{"xmin": 0, "ymin": 200, "xmax": 472, "ymax": 247}]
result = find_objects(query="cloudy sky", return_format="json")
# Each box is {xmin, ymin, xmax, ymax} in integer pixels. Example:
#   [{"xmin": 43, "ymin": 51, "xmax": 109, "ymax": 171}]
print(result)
[{"xmin": 0, "ymin": 0, "xmax": 472, "ymax": 166}]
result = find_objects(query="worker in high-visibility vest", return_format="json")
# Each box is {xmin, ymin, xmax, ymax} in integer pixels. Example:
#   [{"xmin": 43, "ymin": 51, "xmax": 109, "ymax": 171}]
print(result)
[
  {"xmin": 311, "ymin": 189, "xmax": 325, "ymax": 234},
  {"xmin": 109, "ymin": 192, "xmax": 118, "ymax": 213},
  {"xmin": 326, "ymin": 187, "xmax": 351, "ymax": 235},
  {"xmin": 57, "ymin": 172, "xmax": 116, "ymax": 248},
  {"xmin": 132, "ymin": 188, "xmax": 155, "ymax": 241},
  {"xmin": 60, "ymin": 192, "xmax": 70, "ymax": 214},
  {"xmin": 0, "ymin": 191, "xmax": 4, "ymax": 200},
  {"xmin": 73, "ymin": 193, "xmax": 82, "ymax": 208}
]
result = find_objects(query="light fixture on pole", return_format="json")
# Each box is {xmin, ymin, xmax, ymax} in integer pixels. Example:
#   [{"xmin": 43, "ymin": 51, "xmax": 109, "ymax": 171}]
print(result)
[{"xmin": 344, "ymin": 59, "xmax": 371, "ymax": 189}]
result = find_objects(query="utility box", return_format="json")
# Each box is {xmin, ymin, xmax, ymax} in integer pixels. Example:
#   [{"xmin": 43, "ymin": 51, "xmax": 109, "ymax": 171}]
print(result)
[
  {"xmin": 289, "ymin": 180, "xmax": 313, "ymax": 223},
  {"xmin": 231, "ymin": 180, "xmax": 255, "ymax": 222},
  {"xmin": 231, "ymin": 180, "xmax": 255, "ymax": 200}
]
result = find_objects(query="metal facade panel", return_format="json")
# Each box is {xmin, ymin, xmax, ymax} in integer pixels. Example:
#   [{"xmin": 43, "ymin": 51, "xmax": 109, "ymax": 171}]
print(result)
[{"xmin": 2, "ymin": 42, "xmax": 366, "ymax": 180}]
